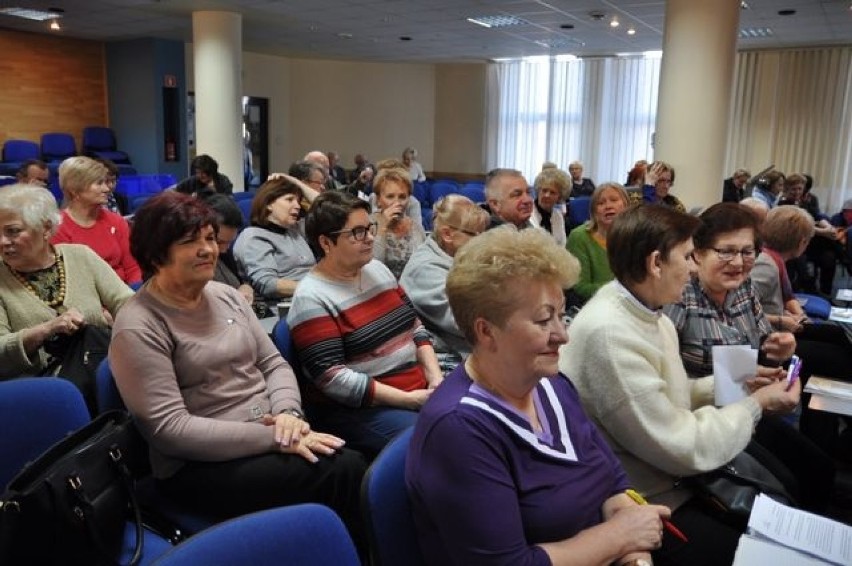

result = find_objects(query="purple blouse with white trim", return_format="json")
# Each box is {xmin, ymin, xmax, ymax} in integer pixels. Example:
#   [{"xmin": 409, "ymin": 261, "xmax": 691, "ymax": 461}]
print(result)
[{"xmin": 405, "ymin": 364, "xmax": 629, "ymax": 566}]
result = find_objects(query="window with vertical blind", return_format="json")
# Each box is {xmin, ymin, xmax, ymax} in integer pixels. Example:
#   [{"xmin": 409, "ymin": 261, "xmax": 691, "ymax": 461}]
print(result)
[
  {"xmin": 486, "ymin": 53, "xmax": 661, "ymax": 186},
  {"xmin": 488, "ymin": 47, "xmax": 852, "ymax": 212}
]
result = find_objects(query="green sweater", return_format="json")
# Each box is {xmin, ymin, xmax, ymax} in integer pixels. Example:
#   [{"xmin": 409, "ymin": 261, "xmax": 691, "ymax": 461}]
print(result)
[
  {"xmin": 0, "ymin": 244, "xmax": 133, "ymax": 378},
  {"xmin": 566, "ymin": 222, "xmax": 613, "ymax": 300}
]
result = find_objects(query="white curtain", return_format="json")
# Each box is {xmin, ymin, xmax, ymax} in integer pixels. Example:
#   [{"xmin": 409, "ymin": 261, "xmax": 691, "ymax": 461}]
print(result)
[
  {"xmin": 487, "ymin": 55, "xmax": 661, "ymax": 186},
  {"xmin": 725, "ymin": 46, "xmax": 852, "ymax": 213}
]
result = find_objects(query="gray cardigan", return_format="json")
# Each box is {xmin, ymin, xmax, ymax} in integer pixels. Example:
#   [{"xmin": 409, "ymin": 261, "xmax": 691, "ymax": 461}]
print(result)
[
  {"xmin": 233, "ymin": 224, "xmax": 315, "ymax": 300},
  {"xmin": 399, "ymin": 237, "xmax": 470, "ymax": 358}
]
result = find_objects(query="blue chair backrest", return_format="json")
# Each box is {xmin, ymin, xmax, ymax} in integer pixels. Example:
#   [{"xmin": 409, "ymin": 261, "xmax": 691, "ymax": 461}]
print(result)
[
  {"xmin": 412, "ymin": 181, "xmax": 430, "ymax": 207},
  {"xmin": 233, "ymin": 191, "xmax": 255, "ymax": 202},
  {"xmin": 40, "ymin": 133, "xmax": 77, "ymax": 162},
  {"xmin": 568, "ymin": 196, "xmax": 592, "ymax": 226},
  {"xmin": 460, "ymin": 183, "xmax": 486, "ymax": 204},
  {"xmin": 237, "ymin": 199, "xmax": 253, "ymax": 226},
  {"xmin": 131, "ymin": 195, "xmax": 153, "ymax": 212},
  {"xmin": 362, "ymin": 427, "xmax": 423, "ymax": 566},
  {"xmin": 428, "ymin": 181, "xmax": 459, "ymax": 205},
  {"xmin": 152, "ymin": 504, "xmax": 360, "ymax": 566},
  {"xmin": 2, "ymin": 139, "xmax": 39, "ymax": 163},
  {"xmin": 795, "ymin": 293, "xmax": 832, "ymax": 320},
  {"xmin": 95, "ymin": 358, "xmax": 126, "ymax": 414},
  {"xmin": 0, "ymin": 377, "xmax": 90, "ymax": 488},
  {"xmin": 271, "ymin": 319, "xmax": 295, "ymax": 366},
  {"xmin": 82, "ymin": 127, "xmax": 117, "ymax": 152}
]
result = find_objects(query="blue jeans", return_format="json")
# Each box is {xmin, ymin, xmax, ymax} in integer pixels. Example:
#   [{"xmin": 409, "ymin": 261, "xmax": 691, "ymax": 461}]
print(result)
[{"xmin": 309, "ymin": 404, "xmax": 418, "ymax": 459}]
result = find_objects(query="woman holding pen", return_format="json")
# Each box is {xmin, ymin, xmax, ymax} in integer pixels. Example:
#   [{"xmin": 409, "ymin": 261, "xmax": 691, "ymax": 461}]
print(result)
[
  {"xmin": 664, "ymin": 203, "xmax": 834, "ymax": 513},
  {"xmin": 407, "ymin": 227, "xmax": 669, "ymax": 566},
  {"xmin": 562, "ymin": 205, "xmax": 801, "ymax": 566}
]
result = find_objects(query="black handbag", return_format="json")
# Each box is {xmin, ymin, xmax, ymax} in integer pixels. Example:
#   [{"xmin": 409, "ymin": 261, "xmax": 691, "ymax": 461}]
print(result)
[
  {"xmin": 43, "ymin": 325, "xmax": 112, "ymax": 414},
  {"xmin": 0, "ymin": 410, "xmax": 148, "ymax": 566},
  {"xmin": 687, "ymin": 451, "xmax": 795, "ymax": 528}
]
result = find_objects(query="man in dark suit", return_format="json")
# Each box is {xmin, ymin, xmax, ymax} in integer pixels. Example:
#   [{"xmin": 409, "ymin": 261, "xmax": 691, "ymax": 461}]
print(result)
[{"xmin": 722, "ymin": 168, "xmax": 750, "ymax": 202}]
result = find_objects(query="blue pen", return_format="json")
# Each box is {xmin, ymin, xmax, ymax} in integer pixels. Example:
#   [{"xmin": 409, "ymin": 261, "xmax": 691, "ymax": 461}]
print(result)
[{"xmin": 785, "ymin": 355, "xmax": 802, "ymax": 391}]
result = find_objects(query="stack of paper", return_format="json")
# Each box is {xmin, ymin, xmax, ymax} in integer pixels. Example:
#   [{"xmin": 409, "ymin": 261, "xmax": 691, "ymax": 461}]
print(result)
[
  {"xmin": 733, "ymin": 494, "xmax": 852, "ymax": 565},
  {"xmin": 829, "ymin": 307, "xmax": 852, "ymax": 323},
  {"xmin": 805, "ymin": 376, "xmax": 852, "ymax": 417},
  {"xmin": 835, "ymin": 289, "xmax": 852, "ymax": 302}
]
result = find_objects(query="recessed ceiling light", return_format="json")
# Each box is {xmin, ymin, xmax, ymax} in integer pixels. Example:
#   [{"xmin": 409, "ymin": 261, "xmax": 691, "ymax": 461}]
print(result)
[
  {"xmin": 49, "ymin": 19, "xmax": 60, "ymax": 30},
  {"xmin": 0, "ymin": 7, "xmax": 64, "ymax": 21},
  {"xmin": 535, "ymin": 38, "xmax": 585, "ymax": 49},
  {"xmin": 610, "ymin": 17, "xmax": 620, "ymax": 28},
  {"xmin": 777, "ymin": 9, "xmax": 796, "ymax": 16},
  {"xmin": 337, "ymin": 32, "xmax": 353, "ymax": 39},
  {"xmin": 466, "ymin": 15, "xmax": 529, "ymax": 28},
  {"xmin": 740, "ymin": 1, "xmax": 750, "ymax": 9},
  {"xmin": 627, "ymin": 27, "xmax": 636, "ymax": 36}
]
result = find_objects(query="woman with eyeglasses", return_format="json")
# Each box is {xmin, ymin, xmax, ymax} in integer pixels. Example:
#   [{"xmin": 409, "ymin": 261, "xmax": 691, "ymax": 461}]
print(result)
[
  {"xmin": 664, "ymin": 203, "xmax": 834, "ymax": 514},
  {"xmin": 400, "ymin": 195, "xmax": 490, "ymax": 365},
  {"xmin": 233, "ymin": 175, "xmax": 319, "ymax": 304},
  {"xmin": 371, "ymin": 167, "xmax": 426, "ymax": 279},
  {"xmin": 288, "ymin": 191, "xmax": 443, "ymax": 458},
  {"xmin": 562, "ymin": 205, "xmax": 800, "ymax": 566}
]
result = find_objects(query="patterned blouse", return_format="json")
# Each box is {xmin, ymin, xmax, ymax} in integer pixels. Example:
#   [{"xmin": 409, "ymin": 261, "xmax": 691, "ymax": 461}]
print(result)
[{"xmin": 664, "ymin": 276, "xmax": 773, "ymax": 377}]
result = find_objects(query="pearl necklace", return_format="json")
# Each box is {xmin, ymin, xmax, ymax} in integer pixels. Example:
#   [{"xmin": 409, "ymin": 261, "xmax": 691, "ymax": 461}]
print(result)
[{"xmin": 10, "ymin": 251, "xmax": 66, "ymax": 308}]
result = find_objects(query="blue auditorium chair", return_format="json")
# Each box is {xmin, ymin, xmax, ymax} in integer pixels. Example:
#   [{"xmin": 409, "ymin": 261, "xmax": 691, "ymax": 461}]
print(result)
[
  {"xmin": 94, "ymin": 359, "xmax": 218, "ymax": 538},
  {"xmin": 0, "ymin": 377, "xmax": 173, "ymax": 564},
  {"xmin": 152, "ymin": 504, "xmax": 360, "ymax": 566},
  {"xmin": 40, "ymin": 132, "xmax": 77, "ymax": 165},
  {"xmin": 461, "ymin": 182, "xmax": 486, "ymax": 204},
  {"xmin": 0, "ymin": 139, "xmax": 40, "ymax": 176},
  {"xmin": 361, "ymin": 427, "xmax": 424, "ymax": 566},
  {"xmin": 82, "ymin": 126, "xmax": 132, "ymax": 164},
  {"xmin": 428, "ymin": 180, "xmax": 460, "ymax": 205}
]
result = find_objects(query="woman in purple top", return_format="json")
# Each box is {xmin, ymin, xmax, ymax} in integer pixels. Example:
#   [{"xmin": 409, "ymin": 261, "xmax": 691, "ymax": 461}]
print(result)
[{"xmin": 406, "ymin": 227, "xmax": 669, "ymax": 566}]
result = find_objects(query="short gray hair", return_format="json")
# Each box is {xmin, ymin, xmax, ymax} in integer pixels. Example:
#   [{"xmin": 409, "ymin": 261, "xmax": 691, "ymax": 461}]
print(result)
[
  {"xmin": 484, "ymin": 168, "xmax": 524, "ymax": 202},
  {"xmin": 0, "ymin": 184, "xmax": 62, "ymax": 237}
]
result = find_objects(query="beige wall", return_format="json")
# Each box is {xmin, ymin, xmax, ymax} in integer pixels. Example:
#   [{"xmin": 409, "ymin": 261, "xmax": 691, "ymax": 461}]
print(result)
[
  {"xmin": 288, "ymin": 58, "xmax": 436, "ymax": 171},
  {"xmin": 186, "ymin": 46, "xmax": 487, "ymax": 178},
  {"xmin": 434, "ymin": 63, "xmax": 487, "ymax": 175}
]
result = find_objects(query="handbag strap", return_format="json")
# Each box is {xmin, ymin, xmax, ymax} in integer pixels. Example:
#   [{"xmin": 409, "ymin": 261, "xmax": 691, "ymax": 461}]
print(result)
[
  {"xmin": 69, "ymin": 443, "xmax": 144, "ymax": 566},
  {"xmin": 716, "ymin": 461, "xmax": 791, "ymax": 501}
]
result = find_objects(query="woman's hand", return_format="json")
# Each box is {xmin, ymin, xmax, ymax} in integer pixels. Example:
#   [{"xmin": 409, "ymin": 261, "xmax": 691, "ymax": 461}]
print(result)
[
  {"xmin": 751, "ymin": 377, "xmax": 801, "ymax": 414},
  {"xmin": 762, "ymin": 331, "xmax": 796, "ymax": 359},
  {"xmin": 279, "ymin": 431, "xmax": 345, "ymax": 464},
  {"xmin": 745, "ymin": 365, "xmax": 785, "ymax": 392},
  {"xmin": 50, "ymin": 307, "xmax": 86, "ymax": 337},
  {"xmin": 608, "ymin": 504, "xmax": 668, "ymax": 554},
  {"xmin": 237, "ymin": 283, "xmax": 254, "ymax": 304},
  {"xmin": 406, "ymin": 388, "xmax": 433, "ymax": 410},
  {"xmin": 643, "ymin": 161, "xmax": 665, "ymax": 187},
  {"xmin": 263, "ymin": 412, "xmax": 310, "ymax": 448},
  {"xmin": 379, "ymin": 202, "xmax": 406, "ymax": 227}
]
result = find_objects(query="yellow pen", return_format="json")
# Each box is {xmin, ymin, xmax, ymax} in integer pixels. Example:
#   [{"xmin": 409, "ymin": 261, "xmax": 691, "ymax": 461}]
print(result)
[{"xmin": 625, "ymin": 489, "xmax": 688, "ymax": 543}]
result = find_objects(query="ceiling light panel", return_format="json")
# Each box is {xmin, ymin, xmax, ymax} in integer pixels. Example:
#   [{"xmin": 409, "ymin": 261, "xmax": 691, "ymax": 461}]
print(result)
[
  {"xmin": 0, "ymin": 8, "xmax": 63, "ymax": 21},
  {"xmin": 466, "ymin": 14, "xmax": 530, "ymax": 29}
]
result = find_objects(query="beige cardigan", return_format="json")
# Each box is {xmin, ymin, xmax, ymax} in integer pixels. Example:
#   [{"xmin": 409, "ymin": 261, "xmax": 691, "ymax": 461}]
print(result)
[{"xmin": 0, "ymin": 243, "xmax": 133, "ymax": 378}]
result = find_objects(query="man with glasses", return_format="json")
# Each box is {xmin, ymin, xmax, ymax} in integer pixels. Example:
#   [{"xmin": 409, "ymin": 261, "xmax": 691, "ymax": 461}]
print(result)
[{"xmin": 304, "ymin": 150, "xmax": 373, "ymax": 196}]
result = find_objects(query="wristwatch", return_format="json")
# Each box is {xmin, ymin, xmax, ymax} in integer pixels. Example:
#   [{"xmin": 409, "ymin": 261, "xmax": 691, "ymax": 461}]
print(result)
[{"xmin": 279, "ymin": 408, "xmax": 304, "ymax": 420}]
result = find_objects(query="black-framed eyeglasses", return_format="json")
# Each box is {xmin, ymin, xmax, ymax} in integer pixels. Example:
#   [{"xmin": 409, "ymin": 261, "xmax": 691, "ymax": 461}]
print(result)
[
  {"xmin": 711, "ymin": 247, "xmax": 757, "ymax": 262},
  {"xmin": 447, "ymin": 224, "xmax": 481, "ymax": 237},
  {"xmin": 329, "ymin": 222, "xmax": 377, "ymax": 241}
]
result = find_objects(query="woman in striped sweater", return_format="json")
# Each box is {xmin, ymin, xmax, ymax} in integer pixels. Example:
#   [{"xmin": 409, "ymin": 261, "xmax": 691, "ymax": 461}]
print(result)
[{"xmin": 288, "ymin": 191, "xmax": 443, "ymax": 458}]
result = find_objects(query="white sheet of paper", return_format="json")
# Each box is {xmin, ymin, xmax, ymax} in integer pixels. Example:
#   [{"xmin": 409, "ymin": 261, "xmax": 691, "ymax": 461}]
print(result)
[
  {"xmin": 733, "ymin": 535, "xmax": 830, "ymax": 565},
  {"xmin": 711, "ymin": 345, "xmax": 757, "ymax": 406},
  {"xmin": 835, "ymin": 288, "xmax": 852, "ymax": 302},
  {"xmin": 829, "ymin": 307, "xmax": 852, "ymax": 323},
  {"xmin": 747, "ymin": 494, "xmax": 852, "ymax": 565}
]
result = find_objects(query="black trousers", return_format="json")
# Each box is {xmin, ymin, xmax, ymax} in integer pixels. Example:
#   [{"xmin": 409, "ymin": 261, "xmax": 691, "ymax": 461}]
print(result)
[
  {"xmin": 158, "ymin": 448, "xmax": 368, "ymax": 550},
  {"xmin": 796, "ymin": 323, "xmax": 852, "ymax": 456},
  {"xmin": 653, "ymin": 498, "xmax": 742, "ymax": 566}
]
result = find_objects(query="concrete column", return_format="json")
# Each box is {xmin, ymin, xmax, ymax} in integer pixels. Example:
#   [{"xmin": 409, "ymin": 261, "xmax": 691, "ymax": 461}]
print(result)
[
  {"xmin": 192, "ymin": 11, "xmax": 244, "ymax": 191},
  {"xmin": 654, "ymin": 0, "xmax": 740, "ymax": 208}
]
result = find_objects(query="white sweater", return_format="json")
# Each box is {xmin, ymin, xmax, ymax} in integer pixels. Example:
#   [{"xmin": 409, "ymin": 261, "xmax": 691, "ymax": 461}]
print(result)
[{"xmin": 559, "ymin": 282, "xmax": 761, "ymax": 510}]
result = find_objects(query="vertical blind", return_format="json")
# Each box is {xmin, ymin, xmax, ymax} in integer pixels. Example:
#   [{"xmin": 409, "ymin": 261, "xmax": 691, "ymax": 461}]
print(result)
[{"xmin": 490, "ymin": 46, "xmax": 852, "ymax": 212}]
